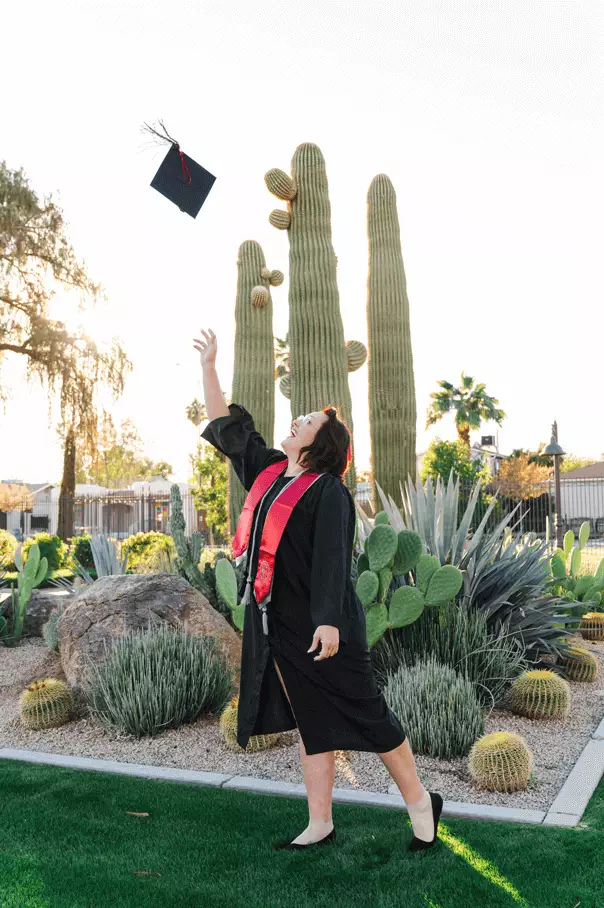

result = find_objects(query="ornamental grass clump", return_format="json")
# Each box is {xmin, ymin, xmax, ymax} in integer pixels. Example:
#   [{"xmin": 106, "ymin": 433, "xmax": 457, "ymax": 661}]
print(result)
[
  {"xmin": 468, "ymin": 731, "xmax": 533, "ymax": 793},
  {"xmin": 509, "ymin": 669, "xmax": 571, "ymax": 720},
  {"xmin": 84, "ymin": 623, "xmax": 233, "ymax": 738},
  {"xmin": 383, "ymin": 654, "xmax": 484, "ymax": 758},
  {"xmin": 373, "ymin": 599, "xmax": 527, "ymax": 708}
]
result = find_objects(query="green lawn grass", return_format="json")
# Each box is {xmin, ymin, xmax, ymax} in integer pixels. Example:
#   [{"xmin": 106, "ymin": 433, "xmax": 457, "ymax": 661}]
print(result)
[{"xmin": 0, "ymin": 757, "xmax": 601, "ymax": 908}]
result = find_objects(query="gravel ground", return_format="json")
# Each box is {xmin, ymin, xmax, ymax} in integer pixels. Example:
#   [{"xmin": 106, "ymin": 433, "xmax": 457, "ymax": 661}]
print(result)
[{"xmin": 1, "ymin": 636, "xmax": 603, "ymax": 810}]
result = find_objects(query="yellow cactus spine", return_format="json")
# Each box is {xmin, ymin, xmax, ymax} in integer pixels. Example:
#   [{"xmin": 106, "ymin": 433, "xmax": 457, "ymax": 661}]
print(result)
[
  {"xmin": 509, "ymin": 669, "xmax": 571, "ymax": 719},
  {"xmin": 468, "ymin": 731, "xmax": 533, "ymax": 792},
  {"xmin": 19, "ymin": 678, "xmax": 73, "ymax": 730}
]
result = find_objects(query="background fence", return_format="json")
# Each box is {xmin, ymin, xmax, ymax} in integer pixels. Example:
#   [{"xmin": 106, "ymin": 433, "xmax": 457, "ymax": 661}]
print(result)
[{"xmin": 1, "ymin": 478, "xmax": 604, "ymax": 552}]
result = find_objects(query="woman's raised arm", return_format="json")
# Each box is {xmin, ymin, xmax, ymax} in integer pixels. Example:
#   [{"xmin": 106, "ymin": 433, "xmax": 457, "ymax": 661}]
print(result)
[{"xmin": 194, "ymin": 328, "xmax": 230, "ymax": 420}]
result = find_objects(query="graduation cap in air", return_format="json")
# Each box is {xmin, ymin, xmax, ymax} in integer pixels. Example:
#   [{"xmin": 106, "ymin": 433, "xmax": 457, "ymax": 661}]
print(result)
[{"xmin": 143, "ymin": 121, "xmax": 216, "ymax": 218}]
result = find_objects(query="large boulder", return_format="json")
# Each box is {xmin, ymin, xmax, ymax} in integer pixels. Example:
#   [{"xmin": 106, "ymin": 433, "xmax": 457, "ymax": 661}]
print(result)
[
  {"xmin": 1, "ymin": 588, "xmax": 76, "ymax": 639},
  {"xmin": 57, "ymin": 573, "xmax": 241, "ymax": 688}
]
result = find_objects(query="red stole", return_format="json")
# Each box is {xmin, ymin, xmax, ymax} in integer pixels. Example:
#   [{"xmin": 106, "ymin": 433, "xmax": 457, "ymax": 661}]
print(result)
[{"xmin": 232, "ymin": 460, "xmax": 326, "ymax": 616}]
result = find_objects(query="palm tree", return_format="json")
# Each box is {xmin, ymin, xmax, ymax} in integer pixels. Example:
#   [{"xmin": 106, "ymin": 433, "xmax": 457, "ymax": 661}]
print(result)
[
  {"xmin": 426, "ymin": 373, "xmax": 505, "ymax": 449},
  {"xmin": 185, "ymin": 398, "xmax": 207, "ymax": 438}
]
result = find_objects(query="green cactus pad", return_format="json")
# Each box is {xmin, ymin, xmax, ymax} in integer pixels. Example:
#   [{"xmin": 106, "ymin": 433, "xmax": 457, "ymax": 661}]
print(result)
[
  {"xmin": 366, "ymin": 524, "xmax": 398, "ymax": 572},
  {"xmin": 550, "ymin": 552, "xmax": 567, "ymax": 580},
  {"xmin": 416, "ymin": 554, "xmax": 440, "ymax": 595},
  {"xmin": 365, "ymin": 603, "xmax": 389, "ymax": 648},
  {"xmin": 393, "ymin": 530, "xmax": 423, "ymax": 575},
  {"xmin": 570, "ymin": 547, "xmax": 582, "ymax": 577},
  {"xmin": 269, "ymin": 209, "xmax": 291, "ymax": 230},
  {"xmin": 215, "ymin": 558, "xmax": 238, "ymax": 611},
  {"xmin": 264, "ymin": 168, "xmax": 297, "ymax": 200},
  {"xmin": 357, "ymin": 552, "xmax": 370, "ymax": 575},
  {"xmin": 425, "ymin": 564, "xmax": 463, "ymax": 605},
  {"xmin": 579, "ymin": 521, "xmax": 590, "ymax": 548},
  {"xmin": 231, "ymin": 603, "xmax": 245, "ymax": 631},
  {"xmin": 374, "ymin": 511, "xmax": 389, "ymax": 525},
  {"xmin": 356, "ymin": 570, "xmax": 379, "ymax": 607},
  {"xmin": 588, "ymin": 590, "xmax": 603, "ymax": 606},
  {"xmin": 378, "ymin": 568, "xmax": 392, "ymax": 603},
  {"xmin": 388, "ymin": 586, "xmax": 425, "ymax": 628},
  {"xmin": 575, "ymin": 576, "xmax": 594, "ymax": 599},
  {"xmin": 563, "ymin": 530, "xmax": 574, "ymax": 557},
  {"xmin": 595, "ymin": 557, "xmax": 604, "ymax": 581}
]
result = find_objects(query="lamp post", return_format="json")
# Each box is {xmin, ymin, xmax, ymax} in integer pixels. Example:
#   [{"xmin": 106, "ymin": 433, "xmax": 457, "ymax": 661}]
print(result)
[{"xmin": 543, "ymin": 421, "xmax": 566, "ymax": 550}]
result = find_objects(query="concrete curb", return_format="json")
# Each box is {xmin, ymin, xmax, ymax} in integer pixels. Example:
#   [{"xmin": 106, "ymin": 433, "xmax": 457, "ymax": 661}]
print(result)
[{"xmin": 1, "ymin": 744, "xmax": 599, "ymax": 828}]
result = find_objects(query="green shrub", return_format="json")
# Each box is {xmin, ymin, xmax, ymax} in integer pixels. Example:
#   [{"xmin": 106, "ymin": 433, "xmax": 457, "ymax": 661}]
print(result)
[
  {"xmin": 120, "ymin": 532, "xmax": 176, "ymax": 573},
  {"xmin": 84, "ymin": 622, "xmax": 234, "ymax": 737},
  {"xmin": 0, "ymin": 530, "xmax": 18, "ymax": 570},
  {"xmin": 383, "ymin": 654, "xmax": 485, "ymax": 758},
  {"xmin": 372, "ymin": 599, "xmax": 528, "ymax": 707},
  {"xmin": 22, "ymin": 533, "xmax": 66, "ymax": 573},
  {"xmin": 68, "ymin": 534, "xmax": 95, "ymax": 570}
]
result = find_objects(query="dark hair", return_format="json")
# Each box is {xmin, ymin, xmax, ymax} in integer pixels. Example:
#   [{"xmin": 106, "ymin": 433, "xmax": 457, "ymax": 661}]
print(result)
[{"xmin": 298, "ymin": 406, "xmax": 352, "ymax": 477}]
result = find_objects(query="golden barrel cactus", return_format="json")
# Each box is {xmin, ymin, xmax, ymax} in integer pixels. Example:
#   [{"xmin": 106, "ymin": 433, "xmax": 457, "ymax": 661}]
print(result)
[
  {"xmin": 468, "ymin": 731, "xmax": 533, "ymax": 793},
  {"xmin": 560, "ymin": 645, "xmax": 598, "ymax": 682},
  {"xmin": 509, "ymin": 669, "xmax": 571, "ymax": 720},
  {"xmin": 19, "ymin": 678, "xmax": 73, "ymax": 730},
  {"xmin": 219, "ymin": 696, "xmax": 295, "ymax": 753},
  {"xmin": 579, "ymin": 612, "xmax": 604, "ymax": 641}
]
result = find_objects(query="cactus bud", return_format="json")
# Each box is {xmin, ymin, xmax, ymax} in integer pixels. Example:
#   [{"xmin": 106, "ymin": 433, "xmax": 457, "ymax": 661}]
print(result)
[
  {"xmin": 260, "ymin": 267, "xmax": 271, "ymax": 280},
  {"xmin": 265, "ymin": 168, "xmax": 297, "ymax": 201},
  {"xmin": 269, "ymin": 209, "xmax": 291, "ymax": 230},
  {"xmin": 346, "ymin": 340, "xmax": 367, "ymax": 372},
  {"xmin": 268, "ymin": 269, "xmax": 284, "ymax": 287},
  {"xmin": 251, "ymin": 286, "xmax": 269, "ymax": 309}
]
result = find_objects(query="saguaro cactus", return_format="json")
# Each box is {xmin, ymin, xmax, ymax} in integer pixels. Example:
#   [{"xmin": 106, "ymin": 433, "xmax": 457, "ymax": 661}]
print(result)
[
  {"xmin": 367, "ymin": 174, "xmax": 416, "ymax": 512},
  {"xmin": 229, "ymin": 240, "xmax": 280, "ymax": 531},
  {"xmin": 265, "ymin": 143, "xmax": 357, "ymax": 491}
]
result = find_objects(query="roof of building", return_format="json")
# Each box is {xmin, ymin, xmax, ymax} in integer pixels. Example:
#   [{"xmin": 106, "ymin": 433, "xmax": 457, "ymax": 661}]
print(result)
[{"xmin": 561, "ymin": 461, "xmax": 604, "ymax": 480}]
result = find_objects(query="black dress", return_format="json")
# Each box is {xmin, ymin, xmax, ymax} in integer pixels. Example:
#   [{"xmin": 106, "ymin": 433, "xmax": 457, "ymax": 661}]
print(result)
[{"xmin": 201, "ymin": 404, "xmax": 407, "ymax": 756}]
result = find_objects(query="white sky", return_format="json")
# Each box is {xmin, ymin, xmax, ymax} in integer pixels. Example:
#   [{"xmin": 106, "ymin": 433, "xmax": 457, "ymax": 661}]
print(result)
[{"xmin": 1, "ymin": 0, "xmax": 602, "ymax": 484}]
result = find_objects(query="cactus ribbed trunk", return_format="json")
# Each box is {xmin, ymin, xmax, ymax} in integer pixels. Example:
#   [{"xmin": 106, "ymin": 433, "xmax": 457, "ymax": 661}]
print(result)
[
  {"xmin": 367, "ymin": 174, "xmax": 416, "ymax": 513},
  {"xmin": 229, "ymin": 240, "xmax": 276, "ymax": 533},
  {"xmin": 276, "ymin": 143, "xmax": 356, "ymax": 491}
]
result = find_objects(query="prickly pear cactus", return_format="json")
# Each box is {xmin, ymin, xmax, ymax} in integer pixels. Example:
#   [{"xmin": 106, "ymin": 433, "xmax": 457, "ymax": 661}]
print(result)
[
  {"xmin": 549, "ymin": 521, "xmax": 603, "ymax": 608},
  {"xmin": 366, "ymin": 174, "xmax": 416, "ymax": 512},
  {"xmin": 265, "ymin": 143, "xmax": 357, "ymax": 491},
  {"xmin": 214, "ymin": 558, "xmax": 245, "ymax": 631},
  {"xmin": 468, "ymin": 731, "xmax": 533, "ymax": 793},
  {"xmin": 509, "ymin": 670, "xmax": 571, "ymax": 720},
  {"xmin": 219, "ymin": 696, "xmax": 295, "ymax": 752},
  {"xmin": 19, "ymin": 678, "xmax": 73, "ymax": 730},
  {"xmin": 355, "ymin": 522, "xmax": 463, "ymax": 647},
  {"xmin": 230, "ymin": 240, "xmax": 280, "ymax": 532}
]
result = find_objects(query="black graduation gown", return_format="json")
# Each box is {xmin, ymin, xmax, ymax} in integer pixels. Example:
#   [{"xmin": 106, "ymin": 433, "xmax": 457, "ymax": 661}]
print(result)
[{"xmin": 201, "ymin": 404, "xmax": 407, "ymax": 756}]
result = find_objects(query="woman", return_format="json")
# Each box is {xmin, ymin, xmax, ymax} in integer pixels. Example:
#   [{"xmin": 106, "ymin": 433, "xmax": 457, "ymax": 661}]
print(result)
[{"xmin": 194, "ymin": 328, "xmax": 443, "ymax": 852}]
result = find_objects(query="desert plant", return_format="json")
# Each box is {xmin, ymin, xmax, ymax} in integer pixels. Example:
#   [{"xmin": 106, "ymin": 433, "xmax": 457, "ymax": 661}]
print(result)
[
  {"xmin": 558, "ymin": 645, "xmax": 598, "ymax": 682},
  {"xmin": 579, "ymin": 612, "xmax": 604, "ymax": 642},
  {"xmin": 219, "ymin": 695, "xmax": 295, "ymax": 752},
  {"xmin": 366, "ymin": 174, "xmax": 416, "ymax": 512},
  {"xmin": 84, "ymin": 622, "xmax": 233, "ymax": 738},
  {"xmin": 468, "ymin": 731, "xmax": 533, "ymax": 793},
  {"xmin": 0, "ymin": 529, "xmax": 18, "ymax": 570},
  {"xmin": 383, "ymin": 655, "xmax": 484, "ymax": 758},
  {"xmin": 0, "ymin": 543, "xmax": 48, "ymax": 647},
  {"xmin": 549, "ymin": 522, "xmax": 604, "ymax": 610},
  {"xmin": 265, "ymin": 143, "xmax": 357, "ymax": 491},
  {"xmin": 169, "ymin": 484, "xmax": 214, "ymax": 601},
  {"xmin": 42, "ymin": 601, "xmax": 66, "ymax": 652},
  {"xmin": 214, "ymin": 557, "xmax": 245, "ymax": 630},
  {"xmin": 356, "ymin": 523, "xmax": 463, "ymax": 648},
  {"xmin": 509, "ymin": 669, "xmax": 571, "ymax": 719},
  {"xmin": 372, "ymin": 600, "xmax": 528, "ymax": 707},
  {"xmin": 19, "ymin": 678, "xmax": 73, "ymax": 730},
  {"xmin": 22, "ymin": 532, "xmax": 66, "ymax": 573},
  {"xmin": 120, "ymin": 531, "xmax": 175, "ymax": 573}
]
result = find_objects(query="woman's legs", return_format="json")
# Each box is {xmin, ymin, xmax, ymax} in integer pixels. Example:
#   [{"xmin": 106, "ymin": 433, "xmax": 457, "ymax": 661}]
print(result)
[
  {"xmin": 378, "ymin": 740, "xmax": 435, "ymax": 842},
  {"xmin": 272, "ymin": 656, "xmax": 335, "ymax": 844}
]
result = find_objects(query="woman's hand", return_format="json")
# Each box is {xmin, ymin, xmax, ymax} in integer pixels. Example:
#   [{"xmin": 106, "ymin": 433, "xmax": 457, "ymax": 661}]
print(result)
[
  {"xmin": 308, "ymin": 625, "xmax": 340, "ymax": 661},
  {"xmin": 193, "ymin": 328, "xmax": 218, "ymax": 369}
]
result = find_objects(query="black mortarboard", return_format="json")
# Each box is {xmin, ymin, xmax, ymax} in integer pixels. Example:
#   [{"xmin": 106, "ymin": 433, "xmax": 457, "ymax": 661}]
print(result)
[{"xmin": 145, "ymin": 121, "xmax": 216, "ymax": 219}]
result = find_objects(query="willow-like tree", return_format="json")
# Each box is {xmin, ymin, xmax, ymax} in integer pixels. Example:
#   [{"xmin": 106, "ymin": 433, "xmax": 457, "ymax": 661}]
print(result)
[
  {"xmin": 426, "ymin": 373, "xmax": 505, "ymax": 449},
  {"xmin": 0, "ymin": 161, "xmax": 131, "ymax": 537}
]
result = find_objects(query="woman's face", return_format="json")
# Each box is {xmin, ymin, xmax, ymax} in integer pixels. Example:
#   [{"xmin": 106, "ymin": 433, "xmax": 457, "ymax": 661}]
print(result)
[{"xmin": 281, "ymin": 411, "xmax": 328, "ymax": 456}]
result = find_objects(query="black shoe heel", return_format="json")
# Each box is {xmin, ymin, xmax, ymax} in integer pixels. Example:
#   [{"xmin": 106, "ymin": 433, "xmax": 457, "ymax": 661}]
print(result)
[
  {"xmin": 273, "ymin": 827, "xmax": 337, "ymax": 851},
  {"xmin": 408, "ymin": 792, "xmax": 443, "ymax": 852}
]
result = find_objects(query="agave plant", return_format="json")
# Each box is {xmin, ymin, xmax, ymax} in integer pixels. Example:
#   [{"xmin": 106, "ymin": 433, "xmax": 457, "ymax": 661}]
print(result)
[
  {"xmin": 373, "ymin": 471, "xmax": 577, "ymax": 663},
  {"xmin": 48, "ymin": 534, "xmax": 129, "ymax": 594}
]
